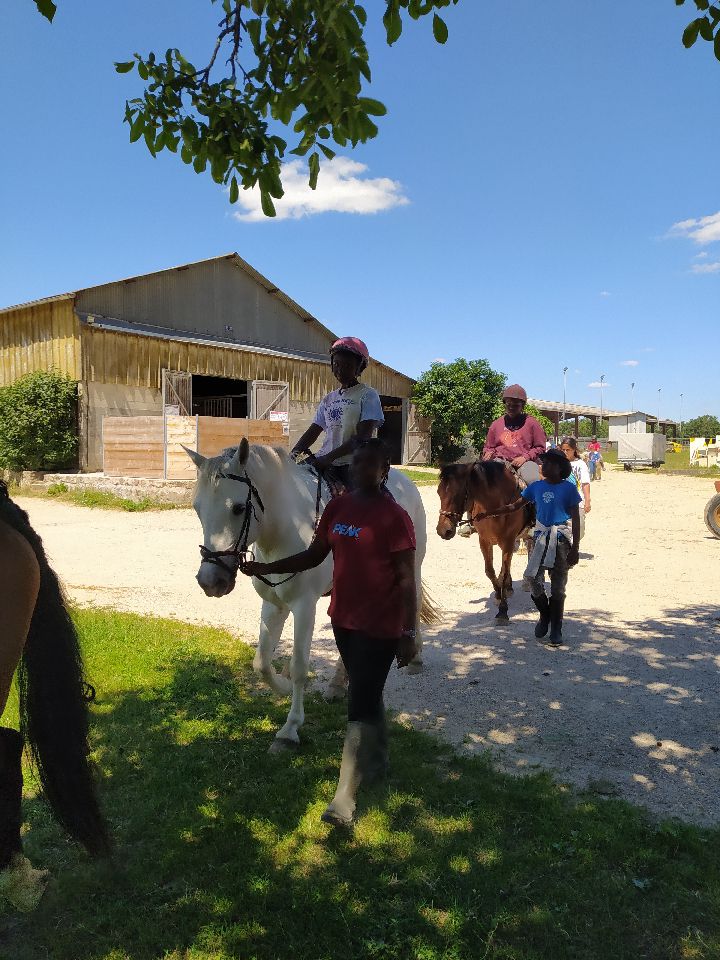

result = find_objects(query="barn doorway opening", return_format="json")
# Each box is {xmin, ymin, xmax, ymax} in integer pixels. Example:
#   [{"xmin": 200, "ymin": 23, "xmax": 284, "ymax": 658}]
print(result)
[
  {"xmin": 378, "ymin": 395, "xmax": 404, "ymax": 464},
  {"xmin": 191, "ymin": 375, "xmax": 249, "ymax": 418}
]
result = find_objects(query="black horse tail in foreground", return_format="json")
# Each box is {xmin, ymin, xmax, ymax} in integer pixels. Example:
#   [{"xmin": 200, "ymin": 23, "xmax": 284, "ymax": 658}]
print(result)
[{"xmin": 0, "ymin": 482, "xmax": 110, "ymax": 859}]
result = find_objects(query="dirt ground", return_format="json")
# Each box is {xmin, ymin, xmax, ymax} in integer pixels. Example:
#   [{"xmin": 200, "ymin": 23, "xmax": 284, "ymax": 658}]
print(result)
[{"xmin": 15, "ymin": 467, "xmax": 720, "ymax": 825}]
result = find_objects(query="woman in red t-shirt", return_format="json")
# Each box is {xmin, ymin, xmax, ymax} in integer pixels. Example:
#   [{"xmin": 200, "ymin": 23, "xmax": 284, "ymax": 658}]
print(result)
[{"xmin": 241, "ymin": 439, "xmax": 417, "ymax": 827}]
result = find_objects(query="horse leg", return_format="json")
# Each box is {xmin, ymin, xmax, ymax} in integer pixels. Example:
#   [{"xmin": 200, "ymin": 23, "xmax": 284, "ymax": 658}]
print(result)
[
  {"xmin": 254, "ymin": 599, "xmax": 291, "ymax": 695},
  {"xmin": 326, "ymin": 656, "xmax": 348, "ymax": 701},
  {"xmin": 495, "ymin": 546, "xmax": 513, "ymax": 621},
  {"xmin": 479, "ymin": 538, "xmax": 502, "ymax": 606},
  {"xmin": 270, "ymin": 599, "xmax": 316, "ymax": 753}
]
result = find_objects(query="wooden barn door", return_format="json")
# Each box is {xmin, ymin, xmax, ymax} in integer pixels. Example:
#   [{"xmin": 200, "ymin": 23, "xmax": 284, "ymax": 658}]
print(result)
[
  {"xmin": 162, "ymin": 369, "xmax": 192, "ymax": 416},
  {"xmin": 251, "ymin": 381, "xmax": 290, "ymax": 436}
]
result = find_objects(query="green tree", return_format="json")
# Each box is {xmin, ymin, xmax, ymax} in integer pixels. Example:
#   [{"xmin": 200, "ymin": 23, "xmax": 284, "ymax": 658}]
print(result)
[
  {"xmin": 29, "ymin": 1, "xmax": 714, "ymax": 216},
  {"xmin": 558, "ymin": 417, "xmax": 609, "ymax": 439},
  {"xmin": 683, "ymin": 414, "xmax": 720, "ymax": 438},
  {"xmin": 0, "ymin": 370, "xmax": 78, "ymax": 471},
  {"xmin": 412, "ymin": 359, "xmax": 506, "ymax": 463}
]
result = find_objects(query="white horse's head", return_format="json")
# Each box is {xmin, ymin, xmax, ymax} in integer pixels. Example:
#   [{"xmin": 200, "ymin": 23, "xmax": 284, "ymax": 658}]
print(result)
[{"xmin": 186, "ymin": 438, "xmax": 266, "ymax": 598}]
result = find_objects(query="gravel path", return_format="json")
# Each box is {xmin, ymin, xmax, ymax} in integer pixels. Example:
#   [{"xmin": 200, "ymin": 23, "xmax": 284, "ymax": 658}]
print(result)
[{"xmin": 15, "ymin": 468, "xmax": 720, "ymax": 825}]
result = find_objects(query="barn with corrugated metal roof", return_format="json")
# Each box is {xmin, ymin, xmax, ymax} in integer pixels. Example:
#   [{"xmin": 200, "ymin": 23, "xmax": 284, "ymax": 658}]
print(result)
[{"xmin": 0, "ymin": 253, "xmax": 430, "ymax": 472}]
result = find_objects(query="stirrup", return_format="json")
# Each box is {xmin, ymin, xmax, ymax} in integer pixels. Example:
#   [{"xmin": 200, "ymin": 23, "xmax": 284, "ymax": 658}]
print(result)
[{"xmin": 0, "ymin": 854, "xmax": 50, "ymax": 912}]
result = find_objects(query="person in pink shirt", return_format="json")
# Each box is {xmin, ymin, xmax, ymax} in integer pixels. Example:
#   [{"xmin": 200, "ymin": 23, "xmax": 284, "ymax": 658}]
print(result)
[{"xmin": 482, "ymin": 384, "xmax": 547, "ymax": 486}]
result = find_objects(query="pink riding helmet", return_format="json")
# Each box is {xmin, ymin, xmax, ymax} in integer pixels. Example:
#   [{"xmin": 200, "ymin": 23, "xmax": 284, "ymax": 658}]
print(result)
[{"xmin": 330, "ymin": 337, "xmax": 370, "ymax": 373}]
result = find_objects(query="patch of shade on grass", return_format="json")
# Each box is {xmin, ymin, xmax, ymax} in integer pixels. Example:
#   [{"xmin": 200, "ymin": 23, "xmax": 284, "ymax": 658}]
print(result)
[{"xmin": 1, "ymin": 609, "xmax": 718, "ymax": 960}]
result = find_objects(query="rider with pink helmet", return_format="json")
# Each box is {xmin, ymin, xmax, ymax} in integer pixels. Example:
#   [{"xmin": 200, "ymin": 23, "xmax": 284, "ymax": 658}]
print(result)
[
  {"xmin": 482, "ymin": 383, "xmax": 546, "ymax": 486},
  {"xmin": 291, "ymin": 337, "xmax": 384, "ymax": 487}
]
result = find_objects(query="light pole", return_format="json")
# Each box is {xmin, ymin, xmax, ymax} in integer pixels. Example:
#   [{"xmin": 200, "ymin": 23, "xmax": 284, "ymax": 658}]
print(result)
[
  {"xmin": 631, "ymin": 381, "xmax": 635, "ymax": 414},
  {"xmin": 680, "ymin": 393, "xmax": 684, "ymax": 438},
  {"xmin": 599, "ymin": 374, "xmax": 606, "ymax": 436},
  {"xmin": 563, "ymin": 366, "xmax": 568, "ymax": 429},
  {"xmin": 657, "ymin": 387, "xmax": 662, "ymax": 434}
]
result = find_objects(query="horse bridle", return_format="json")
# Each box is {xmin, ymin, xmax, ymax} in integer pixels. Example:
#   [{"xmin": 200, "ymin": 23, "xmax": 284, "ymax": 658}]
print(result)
[
  {"xmin": 438, "ymin": 462, "xmax": 521, "ymax": 528},
  {"xmin": 198, "ymin": 470, "xmax": 298, "ymax": 589}
]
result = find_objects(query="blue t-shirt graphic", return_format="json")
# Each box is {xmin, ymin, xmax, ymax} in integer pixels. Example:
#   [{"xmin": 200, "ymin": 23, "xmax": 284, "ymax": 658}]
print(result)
[{"xmin": 521, "ymin": 479, "xmax": 581, "ymax": 527}]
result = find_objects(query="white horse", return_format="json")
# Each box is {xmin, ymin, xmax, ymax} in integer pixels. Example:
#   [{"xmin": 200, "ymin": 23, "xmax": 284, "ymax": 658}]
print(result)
[{"xmin": 186, "ymin": 439, "xmax": 436, "ymax": 753}]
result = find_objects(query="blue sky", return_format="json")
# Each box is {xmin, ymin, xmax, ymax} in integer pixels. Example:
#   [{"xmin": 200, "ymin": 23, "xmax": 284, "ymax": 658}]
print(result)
[{"xmin": 1, "ymin": 0, "xmax": 718, "ymax": 420}]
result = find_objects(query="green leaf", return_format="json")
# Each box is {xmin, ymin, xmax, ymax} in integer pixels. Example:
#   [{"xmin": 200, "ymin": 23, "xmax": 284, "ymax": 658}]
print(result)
[
  {"xmin": 34, "ymin": 0, "xmax": 56, "ymax": 21},
  {"xmin": 229, "ymin": 176, "xmax": 239, "ymax": 203},
  {"xmin": 138, "ymin": 60, "xmax": 149, "ymax": 81},
  {"xmin": 308, "ymin": 151, "xmax": 320, "ymax": 190},
  {"xmin": 180, "ymin": 144, "xmax": 193, "ymax": 164},
  {"xmin": 318, "ymin": 143, "xmax": 336, "ymax": 161},
  {"xmin": 358, "ymin": 97, "xmax": 387, "ymax": 117},
  {"xmin": 683, "ymin": 18, "xmax": 702, "ymax": 46},
  {"xmin": 699, "ymin": 16, "xmax": 714, "ymax": 38},
  {"xmin": 433, "ymin": 13, "xmax": 449, "ymax": 44},
  {"xmin": 715, "ymin": 27, "xmax": 720, "ymax": 57},
  {"xmin": 260, "ymin": 189, "xmax": 276, "ymax": 217},
  {"xmin": 115, "ymin": 61, "xmax": 135, "ymax": 74},
  {"xmin": 695, "ymin": 0, "xmax": 710, "ymax": 9},
  {"xmin": 384, "ymin": 5, "xmax": 403, "ymax": 44},
  {"xmin": 129, "ymin": 115, "xmax": 145, "ymax": 143}
]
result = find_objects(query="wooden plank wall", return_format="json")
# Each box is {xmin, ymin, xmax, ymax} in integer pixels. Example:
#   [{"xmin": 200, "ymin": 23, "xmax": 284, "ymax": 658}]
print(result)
[
  {"xmin": 0, "ymin": 298, "xmax": 81, "ymax": 386},
  {"xmin": 165, "ymin": 415, "xmax": 199, "ymax": 481},
  {"xmin": 103, "ymin": 416, "xmax": 164, "ymax": 478},
  {"xmin": 198, "ymin": 417, "xmax": 287, "ymax": 458},
  {"xmin": 81, "ymin": 325, "xmax": 414, "ymax": 403}
]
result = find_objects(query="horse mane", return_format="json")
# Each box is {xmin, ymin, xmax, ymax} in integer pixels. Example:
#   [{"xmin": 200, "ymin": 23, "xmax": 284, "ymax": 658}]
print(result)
[
  {"xmin": 203, "ymin": 443, "xmax": 291, "ymax": 482},
  {"xmin": 472, "ymin": 460, "xmax": 509, "ymax": 489}
]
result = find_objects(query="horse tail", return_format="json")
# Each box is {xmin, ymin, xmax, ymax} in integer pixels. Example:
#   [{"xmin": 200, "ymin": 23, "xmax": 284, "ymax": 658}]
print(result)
[
  {"xmin": 420, "ymin": 581, "xmax": 443, "ymax": 625},
  {"xmin": 0, "ymin": 488, "xmax": 111, "ymax": 857}
]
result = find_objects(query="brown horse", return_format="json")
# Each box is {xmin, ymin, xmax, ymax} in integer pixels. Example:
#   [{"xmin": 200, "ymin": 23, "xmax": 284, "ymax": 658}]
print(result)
[
  {"xmin": 436, "ymin": 461, "xmax": 533, "ymax": 621},
  {"xmin": 0, "ymin": 481, "xmax": 110, "ymax": 911}
]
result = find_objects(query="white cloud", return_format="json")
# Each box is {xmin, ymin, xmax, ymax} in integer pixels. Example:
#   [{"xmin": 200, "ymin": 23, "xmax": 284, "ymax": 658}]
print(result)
[
  {"xmin": 588, "ymin": 381, "xmax": 611, "ymax": 388},
  {"xmin": 691, "ymin": 260, "xmax": 720, "ymax": 274},
  {"xmin": 670, "ymin": 210, "xmax": 720, "ymax": 245},
  {"xmin": 599, "ymin": 290, "xmax": 611, "ymax": 297},
  {"xmin": 620, "ymin": 359, "xmax": 639, "ymax": 367},
  {"xmin": 640, "ymin": 347, "xmax": 655, "ymax": 353},
  {"xmin": 231, "ymin": 157, "xmax": 409, "ymax": 222},
  {"xmin": 695, "ymin": 251, "xmax": 708, "ymax": 259},
  {"xmin": 432, "ymin": 357, "xmax": 447, "ymax": 363}
]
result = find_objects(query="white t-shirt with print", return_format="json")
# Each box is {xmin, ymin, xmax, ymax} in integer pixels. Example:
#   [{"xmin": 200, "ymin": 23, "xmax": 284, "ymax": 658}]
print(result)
[
  {"xmin": 570, "ymin": 458, "xmax": 590, "ymax": 504},
  {"xmin": 313, "ymin": 384, "xmax": 385, "ymax": 465}
]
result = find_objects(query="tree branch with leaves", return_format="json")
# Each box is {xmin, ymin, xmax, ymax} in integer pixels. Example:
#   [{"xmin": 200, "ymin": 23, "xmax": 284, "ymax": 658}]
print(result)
[{"xmin": 31, "ymin": 0, "xmax": 717, "ymax": 217}]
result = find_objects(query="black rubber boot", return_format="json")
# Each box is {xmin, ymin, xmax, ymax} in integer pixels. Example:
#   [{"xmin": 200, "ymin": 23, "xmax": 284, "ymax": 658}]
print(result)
[
  {"xmin": 0, "ymin": 728, "xmax": 23, "ymax": 870},
  {"xmin": 547, "ymin": 595, "xmax": 565, "ymax": 646},
  {"xmin": 321, "ymin": 721, "xmax": 381, "ymax": 828},
  {"xmin": 532, "ymin": 594, "xmax": 550, "ymax": 639},
  {"xmin": 0, "ymin": 727, "xmax": 49, "ymax": 911}
]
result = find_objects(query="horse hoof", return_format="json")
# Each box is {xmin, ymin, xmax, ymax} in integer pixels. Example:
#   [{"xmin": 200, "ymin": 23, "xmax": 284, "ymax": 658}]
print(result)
[
  {"xmin": 268, "ymin": 737, "xmax": 299, "ymax": 754},
  {"xmin": 495, "ymin": 611, "xmax": 510, "ymax": 623},
  {"xmin": 406, "ymin": 661, "xmax": 423, "ymax": 675},
  {"xmin": 325, "ymin": 685, "xmax": 347, "ymax": 702}
]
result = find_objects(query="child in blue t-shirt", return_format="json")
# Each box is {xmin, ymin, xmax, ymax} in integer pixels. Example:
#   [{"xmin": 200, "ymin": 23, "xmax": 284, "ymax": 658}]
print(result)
[{"xmin": 520, "ymin": 449, "xmax": 581, "ymax": 645}]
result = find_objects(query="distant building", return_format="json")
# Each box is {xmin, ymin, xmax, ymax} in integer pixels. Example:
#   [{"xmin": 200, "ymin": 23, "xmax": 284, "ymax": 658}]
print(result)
[{"xmin": 0, "ymin": 253, "xmax": 430, "ymax": 470}]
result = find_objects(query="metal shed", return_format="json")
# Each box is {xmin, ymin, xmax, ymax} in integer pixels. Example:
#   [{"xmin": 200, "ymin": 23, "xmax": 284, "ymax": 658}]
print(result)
[{"xmin": 0, "ymin": 254, "xmax": 428, "ymax": 470}]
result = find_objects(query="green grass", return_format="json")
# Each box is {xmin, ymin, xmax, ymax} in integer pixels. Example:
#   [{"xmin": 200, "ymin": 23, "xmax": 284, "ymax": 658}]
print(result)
[
  {"xmin": 399, "ymin": 468, "xmax": 440, "ymax": 486},
  {"xmin": 11, "ymin": 483, "xmax": 182, "ymax": 512},
  {"xmin": 1, "ymin": 610, "xmax": 718, "ymax": 960}
]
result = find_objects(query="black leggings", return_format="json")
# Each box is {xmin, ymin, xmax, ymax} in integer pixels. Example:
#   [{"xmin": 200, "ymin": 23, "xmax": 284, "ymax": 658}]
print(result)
[{"xmin": 333, "ymin": 627, "xmax": 399, "ymax": 723}]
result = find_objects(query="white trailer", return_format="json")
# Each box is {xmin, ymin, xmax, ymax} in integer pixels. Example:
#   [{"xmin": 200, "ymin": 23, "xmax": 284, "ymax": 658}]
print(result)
[{"xmin": 617, "ymin": 432, "xmax": 666, "ymax": 469}]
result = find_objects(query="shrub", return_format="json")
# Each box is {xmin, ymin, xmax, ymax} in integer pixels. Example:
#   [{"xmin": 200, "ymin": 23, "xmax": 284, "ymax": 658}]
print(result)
[{"xmin": 0, "ymin": 370, "xmax": 78, "ymax": 471}]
